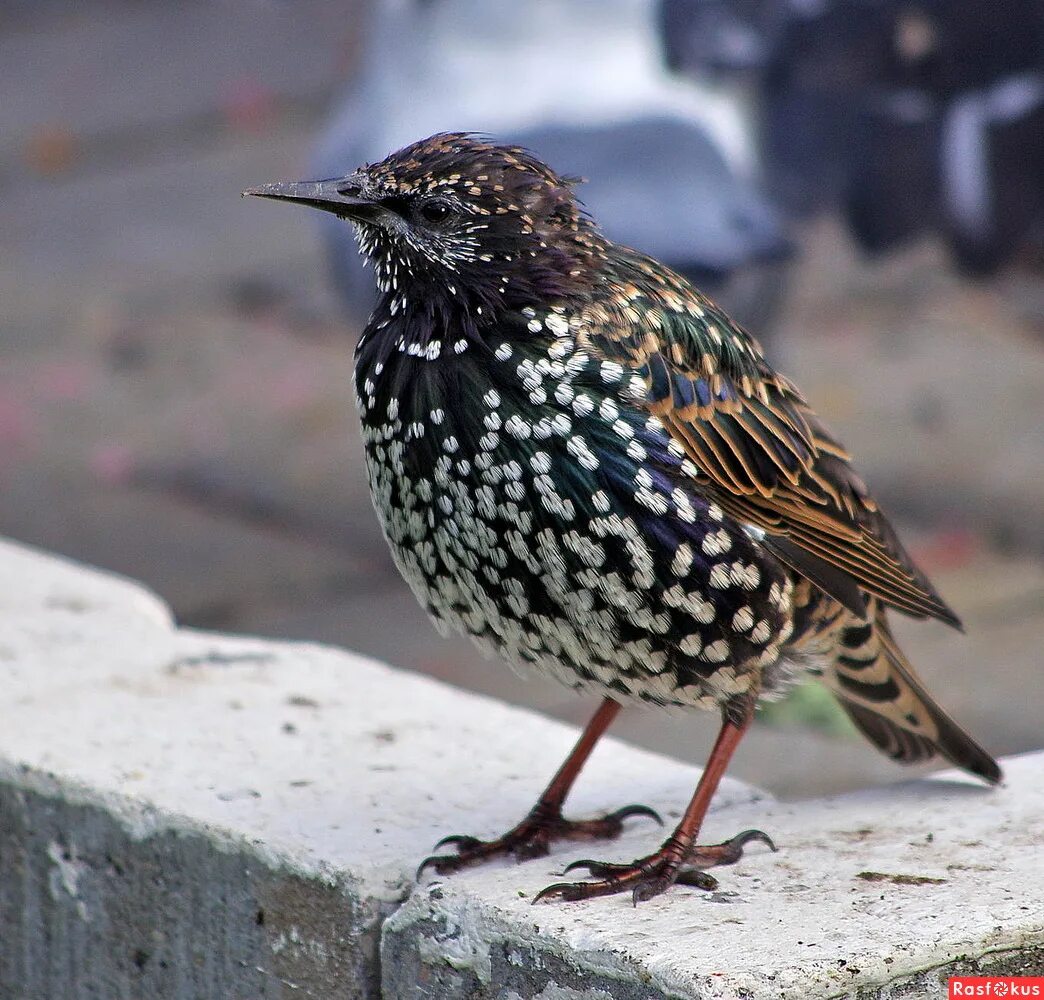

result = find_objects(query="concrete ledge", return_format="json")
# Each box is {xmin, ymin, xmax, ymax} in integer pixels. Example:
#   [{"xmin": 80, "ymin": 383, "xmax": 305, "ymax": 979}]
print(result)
[
  {"xmin": 1, "ymin": 538, "xmax": 1041, "ymax": 999},
  {"xmin": 385, "ymin": 756, "xmax": 1044, "ymax": 999},
  {"xmin": 0, "ymin": 539, "xmax": 761, "ymax": 999}
]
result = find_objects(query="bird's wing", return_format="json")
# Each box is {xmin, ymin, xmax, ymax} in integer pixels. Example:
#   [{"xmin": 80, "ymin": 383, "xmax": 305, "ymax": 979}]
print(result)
[{"xmin": 578, "ymin": 257, "xmax": 960, "ymax": 628}]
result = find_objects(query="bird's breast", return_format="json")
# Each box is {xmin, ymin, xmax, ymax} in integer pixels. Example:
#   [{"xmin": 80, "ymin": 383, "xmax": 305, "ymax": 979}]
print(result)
[{"xmin": 353, "ymin": 314, "xmax": 799, "ymax": 708}]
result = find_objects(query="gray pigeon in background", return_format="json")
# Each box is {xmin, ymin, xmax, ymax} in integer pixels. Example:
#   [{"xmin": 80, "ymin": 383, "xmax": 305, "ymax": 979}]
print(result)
[{"xmin": 312, "ymin": 0, "xmax": 791, "ymax": 336}]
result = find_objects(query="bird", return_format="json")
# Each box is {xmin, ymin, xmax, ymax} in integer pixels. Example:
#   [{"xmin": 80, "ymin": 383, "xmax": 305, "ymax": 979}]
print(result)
[{"xmin": 245, "ymin": 133, "xmax": 1001, "ymax": 904}]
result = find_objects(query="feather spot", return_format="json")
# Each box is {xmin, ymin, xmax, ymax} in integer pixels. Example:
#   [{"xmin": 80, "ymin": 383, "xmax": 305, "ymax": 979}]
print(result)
[
  {"xmin": 751, "ymin": 620, "xmax": 773, "ymax": 644},
  {"xmin": 504, "ymin": 414, "xmax": 532, "ymax": 439},
  {"xmin": 679, "ymin": 635, "xmax": 703, "ymax": 656},
  {"xmin": 732, "ymin": 607, "xmax": 754, "ymax": 632},
  {"xmin": 702, "ymin": 529, "xmax": 732, "ymax": 556},
  {"xmin": 530, "ymin": 451, "xmax": 552, "ymax": 474},
  {"xmin": 702, "ymin": 640, "xmax": 729, "ymax": 663},
  {"xmin": 709, "ymin": 563, "xmax": 731, "ymax": 589},
  {"xmin": 671, "ymin": 543, "xmax": 694, "ymax": 577}
]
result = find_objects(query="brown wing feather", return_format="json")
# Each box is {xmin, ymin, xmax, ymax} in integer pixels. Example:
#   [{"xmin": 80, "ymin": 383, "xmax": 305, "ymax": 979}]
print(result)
[
  {"xmin": 825, "ymin": 607, "xmax": 1001, "ymax": 783},
  {"xmin": 581, "ymin": 256, "xmax": 961, "ymax": 628}
]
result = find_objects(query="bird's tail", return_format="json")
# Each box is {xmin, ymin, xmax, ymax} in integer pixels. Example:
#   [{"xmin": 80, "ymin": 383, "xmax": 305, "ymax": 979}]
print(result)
[{"xmin": 822, "ymin": 603, "xmax": 1001, "ymax": 784}]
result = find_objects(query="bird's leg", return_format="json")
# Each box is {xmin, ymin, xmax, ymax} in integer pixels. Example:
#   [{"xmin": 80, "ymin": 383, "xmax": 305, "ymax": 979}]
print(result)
[
  {"xmin": 535, "ymin": 692, "xmax": 775, "ymax": 904},
  {"xmin": 418, "ymin": 698, "xmax": 661, "ymax": 877}
]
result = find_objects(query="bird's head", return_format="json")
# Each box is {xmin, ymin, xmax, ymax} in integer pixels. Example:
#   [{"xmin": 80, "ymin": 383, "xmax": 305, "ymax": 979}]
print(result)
[{"xmin": 245, "ymin": 133, "xmax": 602, "ymax": 317}]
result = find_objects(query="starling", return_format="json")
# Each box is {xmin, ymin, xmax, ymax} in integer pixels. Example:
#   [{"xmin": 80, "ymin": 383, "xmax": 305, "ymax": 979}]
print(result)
[{"xmin": 245, "ymin": 133, "xmax": 1001, "ymax": 904}]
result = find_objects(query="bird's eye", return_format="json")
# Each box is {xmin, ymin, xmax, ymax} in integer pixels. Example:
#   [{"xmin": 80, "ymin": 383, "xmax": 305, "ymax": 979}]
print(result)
[{"xmin": 418, "ymin": 199, "xmax": 454, "ymax": 225}]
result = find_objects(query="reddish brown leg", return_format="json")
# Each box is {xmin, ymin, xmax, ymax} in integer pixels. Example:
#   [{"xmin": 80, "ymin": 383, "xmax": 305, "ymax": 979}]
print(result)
[
  {"xmin": 418, "ymin": 698, "xmax": 660, "ymax": 877},
  {"xmin": 535, "ymin": 693, "xmax": 775, "ymax": 904}
]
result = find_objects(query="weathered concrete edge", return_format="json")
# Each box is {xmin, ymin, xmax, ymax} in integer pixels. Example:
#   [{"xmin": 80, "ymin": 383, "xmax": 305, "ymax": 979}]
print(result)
[
  {"xmin": 8, "ymin": 754, "xmax": 1041, "ymax": 1000},
  {"xmin": 381, "ymin": 891, "xmax": 1044, "ymax": 1000},
  {"xmin": 379, "ymin": 810, "xmax": 1044, "ymax": 1000},
  {"xmin": 0, "ymin": 716, "xmax": 762, "ymax": 1000},
  {"xmin": 845, "ymin": 943, "xmax": 1044, "ymax": 1000},
  {"xmin": 0, "ymin": 761, "xmax": 396, "ymax": 1000},
  {"xmin": 382, "ymin": 891, "xmax": 692, "ymax": 1000},
  {"xmin": 0, "ymin": 759, "xmax": 372, "ymax": 891},
  {"xmin": 0, "ymin": 536, "xmax": 395, "ymax": 998}
]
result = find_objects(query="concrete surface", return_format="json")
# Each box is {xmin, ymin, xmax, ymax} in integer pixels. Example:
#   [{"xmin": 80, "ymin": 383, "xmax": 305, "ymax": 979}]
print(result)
[
  {"xmin": 0, "ymin": 537, "xmax": 761, "ymax": 1000},
  {"xmin": 386, "ymin": 754, "xmax": 1044, "ymax": 999},
  {"xmin": 2, "ymin": 539, "xmax": 1042, "ymax": 999}
]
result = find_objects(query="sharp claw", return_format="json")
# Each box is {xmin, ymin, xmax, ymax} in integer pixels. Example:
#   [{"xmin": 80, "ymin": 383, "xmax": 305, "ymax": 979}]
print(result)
[
  {"xmin": 433, "ymin": 833, "xmax": 480, "ymax": 852},
  {"xmin": 685, "ymin": 827, "xmax": 778, "ymax": 870},
  {"xmin": 532, "ymin": 882, "xmax": 575, "ymax": 904},
  {"xmin": 561, "ymin": 857, "xmax": 628, "ymax": 877},
  {"xmin": 632, "ymin": 879, "xmax": 668, "ymax": 906},
  {"xmin": 563, "ymin": 857, "xmax": 634, "ymax": 879},
  {"xmin": 416, "ymin": 854, "xmax": 448, "ymax": 879},
  {"xmin": 562, "ymin": 858, "xmax": 600, "ymax": 875},
  {"xmin": 730, "ymin": 829, "xmax": 776, "ymax": 853},
  {"xmin": 612, "ymin": 803, "xmax": 663, "ymax": 826}
]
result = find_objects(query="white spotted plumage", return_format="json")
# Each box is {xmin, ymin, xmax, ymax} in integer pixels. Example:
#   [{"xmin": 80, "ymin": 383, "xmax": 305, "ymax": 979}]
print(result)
[{"xmin": 355, "ymin": 309, "xmax": 803, "ymax": 711}]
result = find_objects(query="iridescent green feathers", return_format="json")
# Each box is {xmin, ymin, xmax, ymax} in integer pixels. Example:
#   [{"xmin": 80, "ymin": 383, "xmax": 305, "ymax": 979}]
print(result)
[{"xmin": 576, "ymin": 247, "xmax": 961, "ymax": 630}]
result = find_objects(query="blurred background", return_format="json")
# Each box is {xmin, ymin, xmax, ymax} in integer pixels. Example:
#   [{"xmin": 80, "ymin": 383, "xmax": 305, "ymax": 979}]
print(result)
[{"xmin": 2, "ymin": 0, "xmax": 1041, "ymax": 799}]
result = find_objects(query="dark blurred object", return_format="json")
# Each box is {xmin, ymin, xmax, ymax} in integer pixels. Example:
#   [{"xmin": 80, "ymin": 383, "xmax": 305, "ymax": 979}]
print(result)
[
  {"xmin": 660, "ymin": 0, "xmax": 779, "ymax": 76},
  {"xmin": 313, "ymin": 0, "xmax": 791, "ymax": 336},
  {"xmin": 662, "ymin": 0, "xmax": 1044, "ymax": 275},
  {"xmin": 850, "ymin": 0, "xmax": 1044, "ymax": 275}
]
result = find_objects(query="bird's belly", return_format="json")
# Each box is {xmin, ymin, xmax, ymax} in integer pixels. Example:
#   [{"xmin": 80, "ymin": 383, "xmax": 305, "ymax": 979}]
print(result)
[
  {"xmin": 356, "ymin": 343, "xmax": 798, "ymax": 709},
  {"xmin": 360, "ymin": 441, "xmax": 797, "ymax": 710}
]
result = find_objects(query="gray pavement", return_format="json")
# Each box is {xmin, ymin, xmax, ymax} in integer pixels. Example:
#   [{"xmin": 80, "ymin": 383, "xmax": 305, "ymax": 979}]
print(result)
[{"xmin": 2, "ymin": 0, "xmax": 1041, "ymax": 800}]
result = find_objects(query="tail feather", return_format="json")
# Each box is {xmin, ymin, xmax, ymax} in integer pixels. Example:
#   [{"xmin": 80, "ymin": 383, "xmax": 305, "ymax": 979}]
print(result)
[{"xmin": 823, "ymin": 604, "xmax": 1001, "ymax": 785}]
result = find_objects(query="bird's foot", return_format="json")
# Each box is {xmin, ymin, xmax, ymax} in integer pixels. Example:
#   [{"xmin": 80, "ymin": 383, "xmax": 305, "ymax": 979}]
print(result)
[
  {"xmin": 417, "ymin": 803, "xmax": 662, "ymax": 878},
  {"xmin": 534, "ymin": 828, "xmax": 776, "ymax": 905}
]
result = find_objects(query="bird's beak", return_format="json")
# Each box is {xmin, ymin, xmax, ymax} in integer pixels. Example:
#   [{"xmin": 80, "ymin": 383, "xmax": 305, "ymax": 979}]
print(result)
[{"xmin": 242, "ymin": 178, "xmax": 383, "ymax": 223}]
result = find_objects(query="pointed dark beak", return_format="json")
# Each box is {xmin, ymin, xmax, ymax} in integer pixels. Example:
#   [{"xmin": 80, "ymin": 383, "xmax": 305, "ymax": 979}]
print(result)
[{"xmin": 242, "ymin": 178, "xmax": 382, "ymax": 223}]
